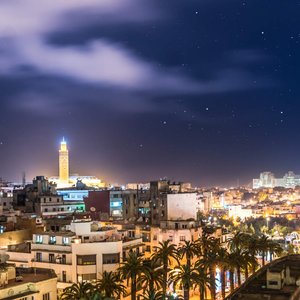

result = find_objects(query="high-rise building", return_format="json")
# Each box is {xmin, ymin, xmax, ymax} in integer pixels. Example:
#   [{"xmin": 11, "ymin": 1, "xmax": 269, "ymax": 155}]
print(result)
[
  {"xmin": 59, "ymin": 137, "xmax": 69, "ymax": 184},
  {"xmin": 253, "ymin": 171, "xmax": 300, "ymax": 189}
]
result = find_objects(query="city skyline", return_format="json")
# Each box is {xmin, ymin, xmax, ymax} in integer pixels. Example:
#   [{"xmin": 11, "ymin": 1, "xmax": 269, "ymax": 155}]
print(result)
[{"xmin": 0, "ymin": 0, "xmax": 299, "ymax": 186}]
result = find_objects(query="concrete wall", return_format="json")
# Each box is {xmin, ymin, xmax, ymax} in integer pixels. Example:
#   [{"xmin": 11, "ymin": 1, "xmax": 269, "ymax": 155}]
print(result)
[{"xmin": 167, "ymin": 193, "xmax": 198, "ymax": 220}]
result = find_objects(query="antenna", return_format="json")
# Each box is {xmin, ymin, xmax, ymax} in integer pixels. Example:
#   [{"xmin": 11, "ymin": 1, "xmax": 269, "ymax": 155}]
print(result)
[{"xmin": 22, "ymin": 171, "xmax": 26, "ymax": 187}]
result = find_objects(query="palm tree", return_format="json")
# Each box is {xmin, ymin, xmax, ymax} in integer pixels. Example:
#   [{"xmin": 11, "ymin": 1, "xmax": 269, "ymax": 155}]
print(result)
[
  {"xmin": 152, "ymin": 240, "xmax": 179, "ymax": 298},
  {"xmin": 169, "ymin": 264, "xmax": 198, "ymax": 300},
  {"xmin": 194, "ymin": 261, "xmax": 210, "ymax": 300},
  {"xmin": 217, "ymin": 247, "xmax": 229, "ymax": 299},
  {"xmin": 257, "ymin": 235, "xmax": 269, "ymax": 266},
  {"xmin": 199, "ymin": 236, "xmax": 221, "ymax": 300},
  {"xmin": 178, "ymin": 240, "xmax": 200, "ymax": 269},
  {"xmin": 243, "ymin": 235, "xmax": 259, "ymax": 274},
  {"xmin": 61, "ymin": 281, "xmax": 96, "ymax": 300},
  {"xmin": 119, "ymin": 251, "xmax": 145, "ymax": 300},
  {"xmin": 96, "ymin": 271, "xmax": 126, "ymax": 299},
  {"xmin": 267, "ymin": 239, "xmax": 283, "ymax": 261},
  {"xmin": 139, "ymin": 259, "xmax": 164, "ymax": 293},
  {"xmin": 141, "ymin": 289, "xmax": 164, "ymax": 300}
]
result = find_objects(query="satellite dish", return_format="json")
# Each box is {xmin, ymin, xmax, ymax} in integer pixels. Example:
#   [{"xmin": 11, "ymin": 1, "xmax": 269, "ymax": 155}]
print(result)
[{"xmin": 90, "ymin": 207, "xmax": 96, "ymax": 212}]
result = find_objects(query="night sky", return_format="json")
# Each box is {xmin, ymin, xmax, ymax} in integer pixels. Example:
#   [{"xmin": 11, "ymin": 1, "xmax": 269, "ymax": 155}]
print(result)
[{"xmin": 0, "ymin": 0, "xmax": 299, "ymax": 187}]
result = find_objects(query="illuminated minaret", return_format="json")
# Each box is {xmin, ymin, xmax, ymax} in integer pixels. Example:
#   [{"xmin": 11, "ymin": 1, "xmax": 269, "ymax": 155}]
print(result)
[{"xmin": 59, "ymin": 137, "xmax": 69, "ymax": 183}]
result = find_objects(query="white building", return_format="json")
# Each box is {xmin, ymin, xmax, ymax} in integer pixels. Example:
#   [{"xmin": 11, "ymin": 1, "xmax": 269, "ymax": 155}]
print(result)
[
  {"xmin": 253, "ymin": 171, "xmax": 300, "ymax": 189},
  {"xmin": 0, "ymin": 262, "xmax": 57, "ymax": 300},
  {"xmin": 228, "ymin": 205, "xmax": 253, "ymax": 220},
  {"xmin": 7, "ymin": 219, "xmax": 143, "ymax": 292}
]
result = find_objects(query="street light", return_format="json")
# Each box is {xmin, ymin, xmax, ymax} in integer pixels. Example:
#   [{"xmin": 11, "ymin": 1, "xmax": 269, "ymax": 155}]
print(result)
[{"xmin": 266, "ymin": 216, "xmax": 270, "ymax": 231}]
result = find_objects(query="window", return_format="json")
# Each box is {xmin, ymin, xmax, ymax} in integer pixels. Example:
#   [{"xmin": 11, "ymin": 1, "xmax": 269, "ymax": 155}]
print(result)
[
  {"xmin": 62, "ymin": 255, "xmax": 66, "ymax": 264},
  {"xmin": 49, "ymin": 254, "xmax": 55, "ymax": 263},
  {"xmin": 77, "ymin": 255, "xmax": 96, "ymax": 265},
  {"xmin": 103, "ymin": 253, "xmax": 120, "ymax": 264},
  {"xmin": 36, "ymin": 235, "xmax": 43, "ymax": 244},
  {"xmin": 44, "ymin": 208, "xmax": 48, "ymax": 212},
  {"xmin": 36, "ymin": 252, "xmax": 42, "ymax": 262},
  {"xmin": 153, "ymin": 235, "xmax": 157, "ymax": 241},
  {"xmin": 182, "ymin": 224, "xmax": 187, "ymax": 229},
  {"xmin": 53, "ymin": 208, "xmax": 56, "ymax": 212},
  {"xmin": 269, "ymin": 281, "xmax": 278, "ymax": 286},
  {"xmin": 77, "ymin": 273, "xmax": 96, "ymax": 282},
  {"xmin": 62, "ymin": 271, "xmax": 67, "ymax": 282},
  {"xmin": 49, "ymin": 236, "xmax": 56, "ymax": 244},
  {"xmin": 57, "ymin": 198, "xmax": 60, "ymax": 202},
  {"xmin": 3, "ymin": 202, "xmax": 6, "ymax": 206},
  {"xmin": 168, "ymin": 236, "xmax": 173, "ymax": 241},
  {"xmin": 62, "ymin": 237, "xmax": 69, "ymax": 245},
  {"xmin": 161, "ymin": 210, "xmax": 165, "ymax": 217},
  {"xmin": 180, "ymin": 236, "xmax": 186, "ymax": 241},
  {"xmin": 43, "ymin": 293, "xmax": 50, "ymax": 300}
]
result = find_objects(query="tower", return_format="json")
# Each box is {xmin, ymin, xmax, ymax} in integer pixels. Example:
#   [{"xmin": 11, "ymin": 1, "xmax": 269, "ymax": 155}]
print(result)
[{"xmin": 59, "ymin": 137, "xmax": 69, "ymax": 183}]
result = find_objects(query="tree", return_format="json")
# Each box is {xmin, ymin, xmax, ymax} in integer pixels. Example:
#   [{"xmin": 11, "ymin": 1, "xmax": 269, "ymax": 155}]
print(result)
[
  {"xmin": 141, "ymin": 290, "xmax": 164, "ymax": 300},
  {"xmin": 152, "ymin": 240, "xmax": 179, "ymax": 298},
  {"xmin": 178, "ymin": 240, "xmax": 200, "ymax": 269},
  {"xmin": 138, "ymin": 259, "xmax": 164, "ymax": 294},
  {"xmin": 61, "ymin": 281, "xmax": 96, "ymax": 300},
  {"xmin": 119, "ymin": 251, "xmax": 145, "ymax": 300},
  {"xmin": 217, "ymin": 247, "xmax": 229, "ymax": 299},
  {"xmin": 194, "ymin": 261, "xmax": 210, "ymax": 300},
  {"xmin": 169, "ymin": 264, "xmax": 197, "ymax": 300},
  {"xmin": 198, "ymin": 236, "xmax": 221, "ymax": 300},
  {"xmin": 96, "ymin": 271, "xmax": 126, "ymax": 299}
]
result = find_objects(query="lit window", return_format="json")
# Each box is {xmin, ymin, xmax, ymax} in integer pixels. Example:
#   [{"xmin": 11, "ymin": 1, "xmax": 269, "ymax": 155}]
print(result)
[
  {"xmin": 36, "ymin": 235, "xmax": 43, "ymax": 244},
  {"xmin": 49, "ymin": 236, "xmax": 56, "ymax": 244},
  {"xmin": 62, "ymin": 237, "xmax": 69, "ymax": 245}
]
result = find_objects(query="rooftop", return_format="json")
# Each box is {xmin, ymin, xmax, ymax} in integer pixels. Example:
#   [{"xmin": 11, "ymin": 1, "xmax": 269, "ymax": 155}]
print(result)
[
  {"xmin": 226, "ymin": 254, "xmax": 300, "ymax": 300},
  {"xmin": 4, "ymin": 267, "xmax": 56, "ymax": 289}
]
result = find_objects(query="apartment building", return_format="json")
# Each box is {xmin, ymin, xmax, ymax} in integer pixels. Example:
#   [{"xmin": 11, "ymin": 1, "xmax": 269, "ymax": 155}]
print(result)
[{"xmin": 7, "ymin": 219, "xmax": 143, "ymax": 292}]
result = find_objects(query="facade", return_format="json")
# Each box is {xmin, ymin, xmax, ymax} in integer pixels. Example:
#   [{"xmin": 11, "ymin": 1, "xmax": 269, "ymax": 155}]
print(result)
[
  {"xmin": 151, "ymin": 192, "xmax": 200, "ymax": 225},
  {"xmin": 7, "ymin": 219, "xmax": 143, "ymax": 293},
  {"xmin": 228, "ymin": 205, "xmax": 253, "ymax": 220}
]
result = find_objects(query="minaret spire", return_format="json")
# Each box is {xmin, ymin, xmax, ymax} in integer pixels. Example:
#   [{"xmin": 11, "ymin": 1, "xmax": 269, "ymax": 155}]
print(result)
[{"xmin": 59, "ymin": 137, "xmax": 69, "ymax": 184}]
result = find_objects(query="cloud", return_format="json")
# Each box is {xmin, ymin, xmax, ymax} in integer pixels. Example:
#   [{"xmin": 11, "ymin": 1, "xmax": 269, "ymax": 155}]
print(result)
[{"xmin": 0, "ymin": 0, "xmax": 272, "ymax": 99}]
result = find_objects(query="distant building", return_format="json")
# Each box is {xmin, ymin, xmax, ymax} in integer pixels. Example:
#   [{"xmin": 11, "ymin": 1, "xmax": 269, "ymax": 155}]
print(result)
[
  {"xmin": 253, "ymin": 171, "xmax": 300, "ymax": 189},
  {"xmin": 49, "ymin": 138, "xmax": 106, "ymax": 188},
  {"xmin": 59, "ymin": 137, "xmax": 69, "ymax": 184}
]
